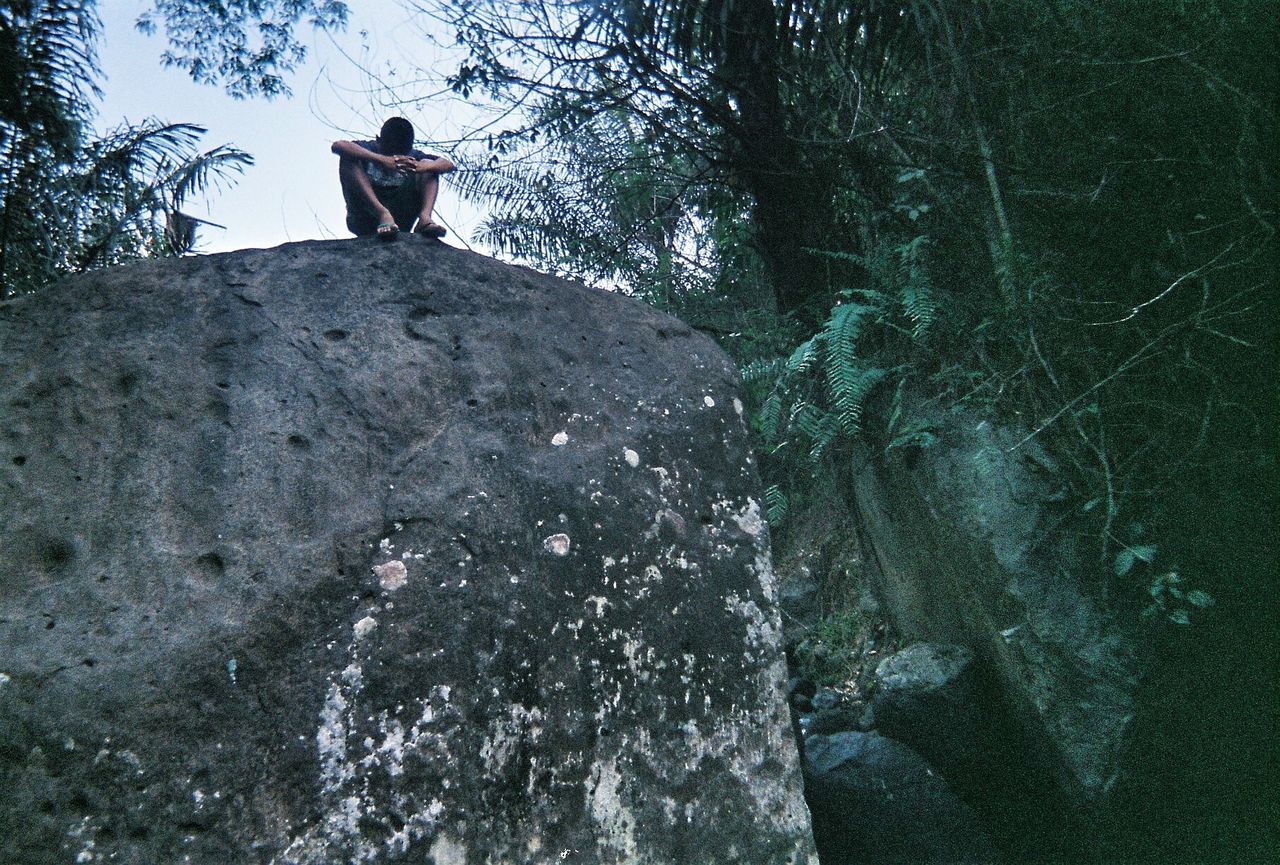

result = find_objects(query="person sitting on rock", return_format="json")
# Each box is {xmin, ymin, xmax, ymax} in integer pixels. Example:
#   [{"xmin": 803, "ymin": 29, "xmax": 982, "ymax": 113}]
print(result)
[{"xmin": 331, "ymin": 117, "xmax": 455, "ymax": 240}]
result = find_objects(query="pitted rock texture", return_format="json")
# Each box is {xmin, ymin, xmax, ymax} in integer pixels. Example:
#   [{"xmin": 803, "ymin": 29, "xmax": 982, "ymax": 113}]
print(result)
[{"xmin": 0, "ymin": 239, "xmax": 816, "ymax": 865}]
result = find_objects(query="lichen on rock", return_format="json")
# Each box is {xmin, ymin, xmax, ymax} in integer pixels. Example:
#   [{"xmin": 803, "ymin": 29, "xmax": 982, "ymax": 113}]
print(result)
[{"xmin": 0, "ymin": 239, "xmax": 814, "ymax": 864}]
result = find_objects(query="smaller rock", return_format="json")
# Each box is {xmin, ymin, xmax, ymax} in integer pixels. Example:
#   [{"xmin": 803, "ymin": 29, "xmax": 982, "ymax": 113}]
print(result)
[
  {"xmin": 870, "ymin": 642, "xmax": 985, "ymax": 774},
  {"xmin": 804, "ymin": 704, "xmax": 864, "ymax": 737},
  {"xmin": 812, "ymin": 688, "xmax": 842, "ymax": 712},
  {"xmin": 803, "ymin": 731, "xmax": 996, "ymax": 865}
]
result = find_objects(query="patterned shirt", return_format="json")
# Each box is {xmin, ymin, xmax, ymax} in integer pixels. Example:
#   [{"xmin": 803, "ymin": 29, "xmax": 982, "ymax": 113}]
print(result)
[{"xmin": 352, "ymin": 140, "xmax": 437, "ymax": 188}]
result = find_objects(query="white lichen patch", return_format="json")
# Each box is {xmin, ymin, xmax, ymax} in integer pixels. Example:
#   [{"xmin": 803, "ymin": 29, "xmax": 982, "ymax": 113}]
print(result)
[
  {"xmin": 585, "ymin": 595, "xmax": 611, "ymax": 618},
  {"xmin": 733, "ymin": 397, "xmax": 744, "ymax": 416},
  {"xmin": 353, "ymin": 616, "xmax": 378, "ymax": 640},
  {"xmin": 551, "ymin": 431, "xmax": 569, "ymax": 446},
  {"xmin": 731, "ymin": 498, "xmax": 767, "ymax": 540},
  {"xmin": 373, "ymin": 559, "xmax": 408, "ymax": 591},
  {"xmin": 428, "ymin": 834, "xmax": 468, "ymax": 865},
  {"xmin": 642, "ymin": 508, "xmax": 686, "ymax": 541},
  {"xmin": 752, "ymin": 546, "xmax": 781, "ymax": 604},
  {"xmin": 621, "ymin": 636, "xmax": 657, "ymax": 681},
  {"xmin": 543, "ymin": 533, "xmax": 571, "ymax": 556},
  {"xmin": 480, "ymin": 703, "xmax": 545, "ymax": 777},
  {"xmin": 68, "ymin": 816, "xmax": 103, "ymax": 864},
  {"xmin": 724, "ymin": 593, "xmax": 781, "ymax": 654},
  {"xmin": 623, "ymin": 448, "xmax": 640, "ymax": 467},
  {"xmin": 649, "ymin": 465, "xmax": 676, "ymax": 493},
  {"xmin": 587, "ymin": 754, "xmax": 639, "ymax": 860},
  {"xmin": 317, "ymin": 684, "xmax": 353, "ymax": 790},
  {"xmin": 278, "ymin": 627, "xmax": 459, "ymax": 864}
]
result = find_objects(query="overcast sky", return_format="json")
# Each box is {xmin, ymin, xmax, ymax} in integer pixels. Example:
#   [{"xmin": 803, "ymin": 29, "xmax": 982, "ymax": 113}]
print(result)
[{"xmin": 96, "ymin": 1, "xmax": 489, "ymax": 254}]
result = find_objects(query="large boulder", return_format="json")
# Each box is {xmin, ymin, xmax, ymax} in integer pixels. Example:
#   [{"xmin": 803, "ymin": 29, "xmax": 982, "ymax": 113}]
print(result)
[{"xmin": 0, "ymin": 240, "xmax": 816, "ymax": 864}]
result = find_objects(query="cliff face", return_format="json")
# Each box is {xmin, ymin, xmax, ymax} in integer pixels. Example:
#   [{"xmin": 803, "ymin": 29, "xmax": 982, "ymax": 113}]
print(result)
[{"xmin": 0, "ymin": 239, "xmax": 816, "ymax": 864}]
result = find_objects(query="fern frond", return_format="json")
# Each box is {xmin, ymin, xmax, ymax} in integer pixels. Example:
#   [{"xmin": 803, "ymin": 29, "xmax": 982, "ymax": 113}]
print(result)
[
  {"xmin": 785, "ymin": 334, "xmax": 822, "ymax": 376},
  {"xmin": 826, "ymin": 361, "xmax": 886, "ymax": 436},
  {"xmin": 896, "ymin": 235, "xmax": 937, "ymax": 339},
  {"xmin": 742, "ymin": 356, "xmax": 787, "ymax": 386},
  {"xmin": 791, "ymin": 401, "xmax": 839, "ymax": 461},
  {"xmin": 764, "ymin": 484, "xmax": 789, "ymax": 526},
  {"xmin": 807, "ymin": 412, "xmax": 840, "ymax": 461},
  {"xmin": 822, "ymin": 302, "xmax": 880, "ymax": 435},
  {"xmin": 759, "ymin": 391, "xmax": 785, "ymax": 440},
  {"xmin": 803, "ymin": 247, "xmax": 867, "ymax": 266}
]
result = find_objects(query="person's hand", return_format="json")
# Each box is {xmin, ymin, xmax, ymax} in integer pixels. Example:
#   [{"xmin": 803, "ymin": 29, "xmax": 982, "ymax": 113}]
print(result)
[{"xmin": 392, "ymin": 155, "xmax": 420, "ymax": 174}]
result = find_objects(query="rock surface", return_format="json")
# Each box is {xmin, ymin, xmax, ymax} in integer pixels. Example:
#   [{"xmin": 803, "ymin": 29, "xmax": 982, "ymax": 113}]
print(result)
[
  {"xmin": 869, "ymin": 642, "xmax": 984, "ymax": 774},
  {"xmin": 802, "ymin": 731, "xmax": 995, "ymax": 865},
  {"xmin": 848, "ymin": 401, "xmax": 1138, "ymax": 808},
  {"xmin": 0, "ymin": 239, "xmax": 816, "ymax": 864}
]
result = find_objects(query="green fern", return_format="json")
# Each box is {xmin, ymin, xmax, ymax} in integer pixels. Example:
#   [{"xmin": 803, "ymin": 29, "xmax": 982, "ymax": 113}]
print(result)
[
  {"xmin": 791, "ymin": 402, "xmax": 840, "ymax": 460},
  {"xmin": 758, "ymin": 391, "xmax": 785, "ymax": 443},
  {"xmin": 896, "ymin": 235, "xmax": 937, "ymax": 339},
  {"xmin": 785, "ymin": 334, "xmax": 822, "ymax": 376},
  {"xmin": 742, "ymin": 356, "xmax": 788, "ymax": 387},
  {"xmin": 764, "ymin": 484, "xmax": 789, "ymax": 526},
  {"xmin": 823, "ymin": 303, "xmax": 882, "ymax": 435},
  {"xmin": 804, "ymin": 247, "xmax": 868, "ymax": 266}
]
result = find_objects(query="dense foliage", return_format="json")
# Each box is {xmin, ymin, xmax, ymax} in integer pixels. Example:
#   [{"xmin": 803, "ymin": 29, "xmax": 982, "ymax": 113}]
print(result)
[
  {"xmin": 428, "ymin": 0, "xmax": 1275, "ymax": 621},
  {"xmin": 0, "ymin": 0, "xmax": 253, "ymax": 295}
]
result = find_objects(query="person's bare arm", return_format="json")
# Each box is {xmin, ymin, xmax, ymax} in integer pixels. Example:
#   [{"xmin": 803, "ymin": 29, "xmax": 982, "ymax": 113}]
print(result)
[
  {"xmin": 330, "ymin": 140, "xmax": 399, "ymax": 173},
  {"xmin": 403, "ymin": 155, "xmax": 455, "ymax": 175}
]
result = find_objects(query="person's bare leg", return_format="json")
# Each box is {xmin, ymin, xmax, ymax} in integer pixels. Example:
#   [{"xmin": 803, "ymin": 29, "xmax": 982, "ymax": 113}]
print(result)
[
  {"xmin": 339, "ymin": 158, "xmax": 396, "ymax": 227},
  {"xmin": 414, "ymin": 172, "xmax": 443, "ymax": 233}
]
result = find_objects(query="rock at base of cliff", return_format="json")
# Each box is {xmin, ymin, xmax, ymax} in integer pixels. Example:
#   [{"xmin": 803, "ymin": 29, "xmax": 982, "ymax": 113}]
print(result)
[{"xmin": 802, "ymin": 731, "xmax": 996, "ymax": 865}]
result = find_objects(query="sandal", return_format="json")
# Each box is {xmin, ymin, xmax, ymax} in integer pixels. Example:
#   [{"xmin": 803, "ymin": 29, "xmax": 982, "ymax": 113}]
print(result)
[
  {"xmin": 376, "ymin": 221, "xmax": 399, "ymax": 241},
  {"xmin": 414, "ymin": 220, "xmax": 447, "ymax": 238}
]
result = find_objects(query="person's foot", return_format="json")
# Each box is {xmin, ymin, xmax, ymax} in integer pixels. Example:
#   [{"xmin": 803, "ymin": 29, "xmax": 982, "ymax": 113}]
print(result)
[
  {"xmin": 376, "ymin": 220, "xmax": 399, "ymax": 241},
  {"xmin": 414, "ymin": 218, "xmax": 446, "ymax": 238}
]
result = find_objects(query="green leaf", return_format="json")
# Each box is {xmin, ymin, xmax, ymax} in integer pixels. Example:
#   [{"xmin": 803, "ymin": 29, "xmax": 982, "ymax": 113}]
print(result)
[
  {"xmin": 1168, "ymin": 609, "xmax": 1191, "ymax": 625},
  {"xmin": 1186, "ymin": 590, "xmax": 1215, "ymax": 608},
  {"xmin": 1117, "ymin": 544, "xmax": 1156, "ymax": 577},
  {"xmin": 1116, "ymin": 548, "xmax": 1137, "ymax": 577}
]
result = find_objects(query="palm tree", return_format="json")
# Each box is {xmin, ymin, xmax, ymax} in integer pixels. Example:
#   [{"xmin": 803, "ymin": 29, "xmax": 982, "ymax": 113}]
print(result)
[{"xmin": 0, "ymin": 0, "xmax": 252, "ymax": 296}]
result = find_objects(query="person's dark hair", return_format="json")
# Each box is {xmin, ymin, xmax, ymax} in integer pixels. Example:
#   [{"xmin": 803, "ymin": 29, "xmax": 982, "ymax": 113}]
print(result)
[{"xmin": 378, "ymin": 117, "xmax": 415, "ymax": 154}]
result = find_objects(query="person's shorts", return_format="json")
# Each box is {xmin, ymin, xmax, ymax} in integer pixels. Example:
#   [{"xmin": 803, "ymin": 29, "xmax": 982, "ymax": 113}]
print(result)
[{"xmin": 344, "ymin": 176, "xmax": 419, "ymax": 236}]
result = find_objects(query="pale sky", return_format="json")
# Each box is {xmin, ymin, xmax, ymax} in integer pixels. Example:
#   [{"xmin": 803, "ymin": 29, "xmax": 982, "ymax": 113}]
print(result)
[{"xmin": 96, "ymin": 1, "xmax": 490, "ymax": 254}]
